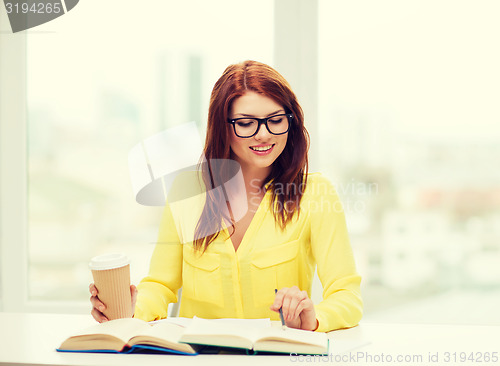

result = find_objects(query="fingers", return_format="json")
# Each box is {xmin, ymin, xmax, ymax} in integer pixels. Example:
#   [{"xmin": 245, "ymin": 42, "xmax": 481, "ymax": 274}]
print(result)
[
  {"xmin": 130, "ymin": 284, "xmax": 138, "ymax": 298},
  {"xmin": 89, "ymin": 293, "xmax": 106, "ymax": 313},
  {"xmin": 292, "ymin": 297, "xmax": 309, "ymax": 320},
  {"xmin": 89, "ymin": 283, "xmax": 137, "ymax": 322},
  {"xmin": 89, "ymin": 283, "xmax": 107, "ymax": 323},
  {"xmin": 90, "ymin": 295, "xmax": 106, "ymax": 312},
  {"xmin": 270, "ymin": 287, "xmax": 284, "ymax": 312},
  {"xmin": 271, "ymin": 286, "xmax": 314, "ymax": 326},
  {"xmin": 89, "ymin": 283, "xmax": 97, "ymax": 297},
  {"xmin": 281, "ymin": 287, "xmax": 307, "ymax": 321},
  {"xmin": 130, "ymin": 285, "xmax": 138, "ymax": 315},
  {"xmin": 91, "ymin": 307, "xmax": 109, "ymax": 323}
]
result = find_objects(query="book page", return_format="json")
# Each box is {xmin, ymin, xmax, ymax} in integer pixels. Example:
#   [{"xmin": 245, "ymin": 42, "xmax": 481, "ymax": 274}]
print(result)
[
  {"xmin": 154, "ymin": 317, "xmax": 271, "ymax": 329},
  {"xmin": 128, "ymin": 322, "xmax": 196, "ymax": 354},
  {"xmin": 152, "ymin": 317, "xmax": 193, "ymax": 327},
  {"xmin": 211, "ymin": 318, "xmax": 271, "ymax": 328},
  {"xmin": 58, "ymin": 318, "xmax": 150, "ymax": 351},
  {"xmin": 72, "ymin": 318, "xmax": 150, "ymax": 343},
  {"xmin": 179, "ymin": 317, "xmax": 263, "ymax": 349},
  {"xmin": 254, "ymin": 326, "xmax": 328, "ymax": 354},
  {"xmin": 256, "ymin": 326, "xmax": 327, "ymax": 346},
  {"xmin": 130, "ymin": 322, "xmax": 185, "ymax": 343}
]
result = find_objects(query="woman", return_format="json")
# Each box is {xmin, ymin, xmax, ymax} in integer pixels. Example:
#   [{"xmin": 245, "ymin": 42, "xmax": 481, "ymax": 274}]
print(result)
[{"xmin": 90, "ymin": 60, "xmax": 362, "ymax": 332}]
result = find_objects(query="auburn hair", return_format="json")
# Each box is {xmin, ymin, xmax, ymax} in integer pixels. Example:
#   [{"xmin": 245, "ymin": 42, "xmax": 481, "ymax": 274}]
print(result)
[{"xmin": 193, "ymin": 60, "xmax": 309, "ymax": 252}]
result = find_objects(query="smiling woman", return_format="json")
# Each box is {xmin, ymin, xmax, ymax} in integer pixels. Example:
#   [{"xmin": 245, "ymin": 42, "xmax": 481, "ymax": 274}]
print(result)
[
  {"xmin": 89, "ymin": 60, "xmax": 363, "ymax": 333},
  {"xmin": 195, "ymin": 61, "xmax": 309, "ymax": 252}
]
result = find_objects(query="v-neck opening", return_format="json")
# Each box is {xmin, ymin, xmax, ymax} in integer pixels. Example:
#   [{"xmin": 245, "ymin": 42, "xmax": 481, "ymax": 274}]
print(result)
[{"xmin": 223, "ymin": 191, "xmax": 269, "ymax": 255}]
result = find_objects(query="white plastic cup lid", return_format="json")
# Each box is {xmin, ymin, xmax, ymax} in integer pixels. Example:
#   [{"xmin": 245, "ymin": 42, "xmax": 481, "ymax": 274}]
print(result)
[{"xmin": 89, "ymin": 253, "xmax": 130, "ymax": 270}]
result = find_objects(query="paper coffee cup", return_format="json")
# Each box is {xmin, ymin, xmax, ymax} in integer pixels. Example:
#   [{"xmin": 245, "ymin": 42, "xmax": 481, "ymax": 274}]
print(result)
[{"xmin": 89, "ymin": 253, "xmax": 132, "ymax": 320}]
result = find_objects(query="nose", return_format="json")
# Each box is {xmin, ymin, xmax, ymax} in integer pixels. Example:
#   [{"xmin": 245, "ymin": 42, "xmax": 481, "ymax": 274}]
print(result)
[{"xmin": 254, "ymin": 122, "xmax": 271, "ymax": 140}]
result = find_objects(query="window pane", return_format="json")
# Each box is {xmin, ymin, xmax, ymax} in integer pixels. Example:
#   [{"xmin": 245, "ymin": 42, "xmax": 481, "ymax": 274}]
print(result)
[
  {"xmin": 27, "ymin": 0, "xmax": 273, "ymax": 301},
  {"xmin": 319, "ymin": 0, "xmax": 500, "ymax": 324}
]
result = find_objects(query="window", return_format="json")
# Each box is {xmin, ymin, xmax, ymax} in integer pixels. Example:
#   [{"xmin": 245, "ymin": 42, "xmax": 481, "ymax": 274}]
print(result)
[
  {"xmin": 1, "ymin": 0, "xmax": 274, "ymax": 311},
  {"xmin": 318, "ymin": 0, "xmax": 500, "ymax": 324}
]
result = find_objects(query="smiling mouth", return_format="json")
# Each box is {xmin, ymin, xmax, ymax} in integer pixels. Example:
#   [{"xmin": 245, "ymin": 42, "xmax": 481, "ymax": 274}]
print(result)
[{"xmin": 250, "ymin": 144, "xmax": 274, "ymax": 152}]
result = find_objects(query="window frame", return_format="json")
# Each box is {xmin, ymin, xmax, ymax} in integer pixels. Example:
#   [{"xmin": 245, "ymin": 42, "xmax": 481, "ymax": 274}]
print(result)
[{"xmin": 1, "ymin": 9, "xmax": 28, "ymax": 312}]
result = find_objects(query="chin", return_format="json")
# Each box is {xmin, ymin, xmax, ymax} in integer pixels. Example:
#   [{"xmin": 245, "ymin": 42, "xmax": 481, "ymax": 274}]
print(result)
[{"xmin": 253, "ymin": 156, "xmax": 278, "ymax": 169}]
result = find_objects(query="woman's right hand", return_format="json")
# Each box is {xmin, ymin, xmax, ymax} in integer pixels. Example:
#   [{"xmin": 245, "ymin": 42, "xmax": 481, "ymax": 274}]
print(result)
[{"xmin": 89, "ymin": 283, "xmax": 138, "ymax": 323}]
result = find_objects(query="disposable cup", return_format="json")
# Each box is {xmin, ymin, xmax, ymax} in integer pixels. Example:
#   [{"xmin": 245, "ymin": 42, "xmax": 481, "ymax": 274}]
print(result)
[{"xmin": 89, "ymin": 253, "xmax": 132, "ymax": 320}]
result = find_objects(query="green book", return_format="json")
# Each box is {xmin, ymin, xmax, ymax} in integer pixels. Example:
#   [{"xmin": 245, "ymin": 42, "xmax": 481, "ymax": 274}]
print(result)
[{"xmin": 178, "ymin": 317, "xmax": 329, "ymax": 355}]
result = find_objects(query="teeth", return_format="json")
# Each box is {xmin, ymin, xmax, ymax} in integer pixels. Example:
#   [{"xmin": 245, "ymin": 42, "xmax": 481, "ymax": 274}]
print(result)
[{"xmin": 250, "ymin": 145, "xmax": 273, "ymax": 152}]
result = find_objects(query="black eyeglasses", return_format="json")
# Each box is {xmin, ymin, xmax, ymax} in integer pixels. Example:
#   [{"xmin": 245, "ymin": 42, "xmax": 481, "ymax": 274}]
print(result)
[{"xmin": 227, "ymin": 113, "xmax": 293, "ymax": 138}]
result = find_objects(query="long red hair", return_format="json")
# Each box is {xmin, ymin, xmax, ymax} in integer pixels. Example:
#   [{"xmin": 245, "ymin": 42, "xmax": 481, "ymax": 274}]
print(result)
[{"xmin": 194, "ymin": 60, "xmax": 309, "ymax": 252}]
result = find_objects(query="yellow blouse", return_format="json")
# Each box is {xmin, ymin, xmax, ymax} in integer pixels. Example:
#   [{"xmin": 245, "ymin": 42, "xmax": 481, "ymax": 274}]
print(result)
[{"xmin": 135, "ymin": 173, "xmax": 363, "ymax": 332}]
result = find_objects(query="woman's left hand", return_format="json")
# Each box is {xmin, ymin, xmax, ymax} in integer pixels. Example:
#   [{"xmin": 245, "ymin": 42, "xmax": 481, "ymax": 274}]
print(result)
[{"xmin": 270, "ymin": 286, "xmax": 318, "ymax": 331}]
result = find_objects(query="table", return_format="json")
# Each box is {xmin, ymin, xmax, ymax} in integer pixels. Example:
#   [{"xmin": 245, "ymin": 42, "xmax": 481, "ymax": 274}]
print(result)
[{"xmin": 1, "ymin": 312, "xmax": 499, "ymax": 365}]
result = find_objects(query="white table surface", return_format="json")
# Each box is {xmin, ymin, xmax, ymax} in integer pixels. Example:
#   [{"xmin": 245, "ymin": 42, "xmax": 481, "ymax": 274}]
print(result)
[{"xmin": 0, "ymin": 312, "xmax": 499, "ymax": 365}]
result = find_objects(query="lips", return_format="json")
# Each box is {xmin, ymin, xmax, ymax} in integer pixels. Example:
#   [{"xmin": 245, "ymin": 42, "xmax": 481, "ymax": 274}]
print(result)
[
  {"xmin": 249, "ymin": 144, "xmax": 275, "ymax": 155},
  {"xmin": 250, "ymin": 144, "xmax": 274, "ymax": 152}
]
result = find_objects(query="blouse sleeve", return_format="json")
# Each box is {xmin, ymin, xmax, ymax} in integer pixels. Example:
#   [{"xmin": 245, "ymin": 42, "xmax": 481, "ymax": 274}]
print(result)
[
  {"xmin": 134, "ymin": 202, "xmax": 183, "ymax": 321},
  {"xmin": 307, "ymin": 174, "xmax": 363, "ymax": 332}
]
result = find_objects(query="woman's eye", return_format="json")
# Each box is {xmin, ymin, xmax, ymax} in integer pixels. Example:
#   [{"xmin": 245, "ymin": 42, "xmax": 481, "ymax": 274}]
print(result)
[
  {"xmin": 236, "ymin": 120, "xmax": 255, "ymax": 127},
  {"xmin": 269, "ymin": 117, "xmax": 283, "ymax": 124}
]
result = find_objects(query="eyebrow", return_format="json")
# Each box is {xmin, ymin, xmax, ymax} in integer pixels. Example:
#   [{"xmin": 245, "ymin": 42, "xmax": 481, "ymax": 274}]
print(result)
[{"xmin": 233, "ymin": 109, "xmax": 285, "ymax": 118}]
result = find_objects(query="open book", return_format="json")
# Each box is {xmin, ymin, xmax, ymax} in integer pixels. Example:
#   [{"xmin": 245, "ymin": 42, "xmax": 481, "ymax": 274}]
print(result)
[
  {"xmin": 179, "ymin": 317, "xmax": 328, "ymax": 355},
  {"xmin": 57, "ymin": 318, "xmax": 197, "ymax": 355},
  {"xmin": 57, "ymin": 317, "xmax": 328, "ymax": 355}
]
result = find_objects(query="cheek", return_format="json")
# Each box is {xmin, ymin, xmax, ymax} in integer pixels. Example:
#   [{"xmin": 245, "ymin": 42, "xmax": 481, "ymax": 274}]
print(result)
[
  {"xmin": 229, "ymin": 134, "xmax": 246, "ymax": 154},
  {"xmin": 276, "ymin": 134, "xmax": 288, "ymax": 154}
]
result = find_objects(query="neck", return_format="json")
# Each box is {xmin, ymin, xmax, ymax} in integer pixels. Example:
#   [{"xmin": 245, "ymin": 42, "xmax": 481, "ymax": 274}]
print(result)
[
  {"xmin": 242, "ymin": 165, "xmax": 270, "ymax": 195},
  {"xmin": 231, "ymin": 156, "xmax": 271, "ymax": 196}
]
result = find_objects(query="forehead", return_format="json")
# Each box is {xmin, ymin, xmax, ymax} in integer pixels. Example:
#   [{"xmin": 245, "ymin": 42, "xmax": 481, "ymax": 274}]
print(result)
[{"xmin": 231, "ymin": 91, "xmax": 283, "ymax": 116}]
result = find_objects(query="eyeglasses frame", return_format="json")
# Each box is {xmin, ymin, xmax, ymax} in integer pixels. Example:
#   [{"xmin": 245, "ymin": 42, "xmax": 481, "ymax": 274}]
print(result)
[{"xmin": 227, "ymin": 113, "xmax": 293, "ymax": 138}]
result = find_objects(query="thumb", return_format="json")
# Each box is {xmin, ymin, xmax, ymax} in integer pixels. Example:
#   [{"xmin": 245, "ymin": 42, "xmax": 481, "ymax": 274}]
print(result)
[{"xmin": 130, "ymin": 285, "xmax": 138, "ymax": 313}]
